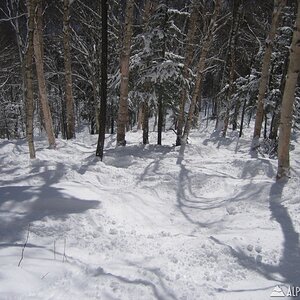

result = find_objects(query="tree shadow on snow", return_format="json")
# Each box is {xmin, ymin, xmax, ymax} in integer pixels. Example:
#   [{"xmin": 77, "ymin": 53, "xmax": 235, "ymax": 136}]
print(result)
[
  {"xmin": 175, "ymin": 144, "xmax": 221, "ymax": 228},
  {"xmin": 202, "ymin": 130, "xmax": 239, "ymax": 149},
  {"xmin": 211, "ymin": 179, "xmax": 300, "ymax": 293},
  {"xmin": 0, "ymin": 167, "xmax": 100, "ymax": 244}
]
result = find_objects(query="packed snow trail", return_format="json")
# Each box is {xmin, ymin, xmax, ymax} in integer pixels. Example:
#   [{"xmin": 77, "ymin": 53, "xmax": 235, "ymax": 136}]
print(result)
[{"xmin": 0, "ymin": 126, "xmax": 300, "ymax": 299}]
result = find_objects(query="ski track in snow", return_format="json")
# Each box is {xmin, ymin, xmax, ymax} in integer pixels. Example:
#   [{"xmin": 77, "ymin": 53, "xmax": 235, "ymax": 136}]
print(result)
[{"xmin": 0, "ymin": 125, "xmax": 300, "ymax": 300}]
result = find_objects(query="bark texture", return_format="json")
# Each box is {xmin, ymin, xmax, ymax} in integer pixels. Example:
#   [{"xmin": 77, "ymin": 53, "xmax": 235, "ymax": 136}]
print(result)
[
  {"xmin": 222, "ymin": 0, "xmax": 242, "ymax": 137},
  {"xmin": 33, "ymin": 0, "xmax": 56, "ymax": 148},
  {"xmin": 96, "ymin": 0, "xmax": 108, "ymax": 160},
  {"xmin": 116, "ymin": 0, "xmax": 134, "ymax": 146},
  {"xmin": 142, "ymin": 0, "xmax": 156, "ymax": 145},
  {"xmin": 176, "ymin": 0, "xmax": 198, "ymax": 146},
  {"xmin": 182, "ymin": 0, "xmax": 221, "ymax": 144},
  {"xmin": 25, "ymin": 0, "xmax": 36, "ymax": 159},
  {"xmin": 63, "ymin": 0, "xmax": 75, "ymax": 139},
  {"xmin": 277, "ymin": 1, "xmax": 300, "ymax": 179},
  {"xmin": 253, "ymin": 0, "xmax": 286, "ymax": 140}
]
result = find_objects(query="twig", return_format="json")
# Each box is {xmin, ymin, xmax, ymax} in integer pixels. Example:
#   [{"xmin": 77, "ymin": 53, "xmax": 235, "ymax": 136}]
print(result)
[
  {"xmin": 63, "ymin": 238, "xmax": 67, "ymax": 262},
  {"xmin": 18, "ymin": 224, "xmax": 30, "ymax": 267},
  {"xmin": 41, "ymin": 272, "xmax": 49, "ymax": 279}
]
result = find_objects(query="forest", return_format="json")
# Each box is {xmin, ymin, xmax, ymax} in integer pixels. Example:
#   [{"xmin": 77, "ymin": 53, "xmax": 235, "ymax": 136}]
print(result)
[
  {"xmin": 0, "ymin": 0, "xmax": 300, "ymax": 299},
  {"xmin": 0, "ymin": 0, "xmax": 299, "ymax": 177}
]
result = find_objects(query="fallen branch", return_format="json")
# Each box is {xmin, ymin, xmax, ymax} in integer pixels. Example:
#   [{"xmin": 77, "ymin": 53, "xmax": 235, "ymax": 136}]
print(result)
[{"xmin": 18, "ymin": 224, "xmax": 30, "ymax": 267}]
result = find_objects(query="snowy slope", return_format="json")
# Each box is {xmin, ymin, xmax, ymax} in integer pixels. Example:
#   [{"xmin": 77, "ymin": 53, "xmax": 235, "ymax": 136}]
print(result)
[{"xmin": 0, "ymin": 123, "xmax": 300, "ymax": 300}]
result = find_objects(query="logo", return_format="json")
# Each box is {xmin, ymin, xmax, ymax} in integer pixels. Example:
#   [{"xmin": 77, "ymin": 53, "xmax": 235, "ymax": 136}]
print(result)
[
  {"xmin": 270, "ymin": 285, "xmax": 285, "ymax": 297},
  {"xmin": 270, "ymin": 285, "xmax": 300, "ymax": 298}
]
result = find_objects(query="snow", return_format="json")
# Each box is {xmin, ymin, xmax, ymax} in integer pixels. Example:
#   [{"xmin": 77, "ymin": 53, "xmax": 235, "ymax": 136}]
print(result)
[{"xmin": 0, "ymin": 123, "xmax": 300, "ymax": 300}]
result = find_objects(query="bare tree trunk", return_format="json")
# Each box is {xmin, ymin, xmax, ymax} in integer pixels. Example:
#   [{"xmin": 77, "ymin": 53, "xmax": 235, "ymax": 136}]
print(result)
[
  {"xmin": 269, "ymin": 54, "xmax": 290, "ymax": 140},
  {"xmin": 253, "ymin": 0, "xmax": 286, "ymax": 142},
  {"xmin": 277, "ymin": 1, "xmax": 300, "ymax": 179},
  {"xmin": 182, "ymin": 0, "xmax": 221, "ymax": 144},
  {"xmin": 96, "ymin": 0, "xmax": 108, "ymax": 160},
  {"xmin": 33, "ymin": 0, "xmax": 56, "ymax": 148},
  {"xmin": 157, "ymin": 94, "xmax": 163, "ymax": 145},
  {"xmin": 142, "ymin": 101, "xmax": 149, "ymax": 144},
  {"xmin": 25, "ymin": 0, "xmax": 36, "ymax": 159},
  {"xmin": 157, "ymin": 3, "xmax": 168, "ymax": 146},
  {"xmin": 63, "ymin": 0, "xmax": 75, "ymax": 139},
  {"xmin": 137, "ymin": 105, "xmax": 143, "ymax": 130},
  {"xmin": 239, "ymin": 95, "xmax": 248, "ymax": 138},
  {"xmin": 116, "ymin": 0, "xmax": 134, "ymax": 146},
  {"xmin": 141, "ymin": 0, "xmax": 155, "ymax": 145},
  {"xmin": 223, "ymin": 0, "xmax": 242, "ymax": 137},
  {"xmin": 176, "ymin": 0, "xmax": 198, "ymax": 146}
]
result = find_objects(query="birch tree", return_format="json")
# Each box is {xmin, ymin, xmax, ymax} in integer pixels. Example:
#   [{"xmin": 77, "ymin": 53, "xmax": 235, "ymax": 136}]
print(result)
[
  {"xmin": 252, "ymin": 0, "xmax": 286, "ymax": 144},
  {"xmin": 33, "ymin": 0, "xmax": 56, "ymax": 148},
  {"xmin": 277, "ymin": 0, "xmax": 300, "ymax": 179}
]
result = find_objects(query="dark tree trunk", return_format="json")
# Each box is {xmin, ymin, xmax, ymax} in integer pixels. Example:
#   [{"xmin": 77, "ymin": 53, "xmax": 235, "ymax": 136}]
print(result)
[
  {"xmin": 142, "ymin": 101, "xmax": 149, "ymax": 144},
  {"xmin": 157, "ymin": 94, "xmax": 163, "ymax": 145},
  {"xmin": 96, "ymin": 0, "xmax": 108, "ymax": 160},
  {"xmin": 239, "ymin": 96, "xmax": 248, "ymax": 137},
  {"xmin": 63, "ymin": 0, "xmax": 75, "ymax": 139}
]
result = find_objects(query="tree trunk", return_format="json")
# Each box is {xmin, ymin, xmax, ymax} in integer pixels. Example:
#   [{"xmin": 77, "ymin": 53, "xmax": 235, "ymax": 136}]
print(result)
[
  {"xmin": 33, "ymin": 0, "xmax": 56, "ymax": 148},
  {"xmin": 110, "ymin": 100, "xmax": 114, "ymax": 134},
  {"xmin": 176, "ymin": 0, "xmax": 198, "ymax": 146},
  {"xmin": 25, "ymin": 0, "xmax": 36, "ymax": 159},
  {"xmin": 182, "ymin": 0, "xmax": 221, "ymax": 144},
  {"xmin": 263, "ymin": 113, "xmax": 268, "ymax": 138},
  {"xmin": 239, "ymin": 94, "xmax": 248, "ymax": 138},
  {"xmin": 269, "ymin": 54, "xmax": 290, "ymax": 140},
  {"xmin": 96, "ymin": 0, "xmax": 108, "ymax": 160},
  {"xmin": 157, "ymin": 3, "xmax": 168, "ymax": 145},
  {"xmin": 141, "ymin": 0, "xmax": 155, "ymax": 145},
  {"xmin": 142, "ymin": 101, "xmax": 149, "ymax": 144},
  {"xmin": 137, "ymin": 105, "xmax": 143, "ymax": 130},
  {"xmin": 277, "ymin": 1, "xmax": 300, "ymax": 179},
  {"xmin": 222, "ymin": 0, "xmax": 242, "ymax": 137},
  {"xmin": 157, "ymin": 94, "xmax": 163, "ymax": 145},
  {"xmin": 253, "ymin": 0, "xmax": 286, "ymax": 141},
  {"xmin": 116, "ymin": 0, "xmax": 134, "ymax": 146},
  {"xmin": 63, "ymin": 0, "xmax": 75, "ymax": 139}
]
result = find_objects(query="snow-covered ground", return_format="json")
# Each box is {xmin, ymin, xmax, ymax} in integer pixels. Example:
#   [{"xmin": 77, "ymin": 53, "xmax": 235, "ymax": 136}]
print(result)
[{"xmin": 1, "ymin": 122, "xmax": 300, "ymax": 300}]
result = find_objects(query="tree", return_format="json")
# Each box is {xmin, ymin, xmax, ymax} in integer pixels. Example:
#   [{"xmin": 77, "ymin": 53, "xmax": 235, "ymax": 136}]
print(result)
[
  {"xmin": 277, "ymin": 0, "xmax": 300, "ymax": 179},
  {"xmin": 141, "ymin": 0, "xmax": 153, "ymax": 145},
  {"xmin": 252, "ymin": 0, "xmax": 286, "ymax": 144},
  {"xmin": 33, "ymin": 0, "xmax": 56, "ymax": 148},
  {"xmin": 176, "ymin": 0, "xmax": 198, "ymax": 146},
  {"xmin": 63, "ymin": 0, "xmax": 75, "ymax": 139},
  {"xmin": 116, "ymin": 0, "xmax": 135, "ymax": 146},
  {"xmin": 182, "ymin": 0, "xmax": 222, "ymax": 144},
  {"xmin": 25, "ymin": 0, "xmax": 36, "ymax": 158},
  {"xmin": 222, "ymin": 0, "xmax": 243, "ymax": 137},
  {"xmin": 95, "ymin": 0, "xmax": 108, "ymax": 160}
]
